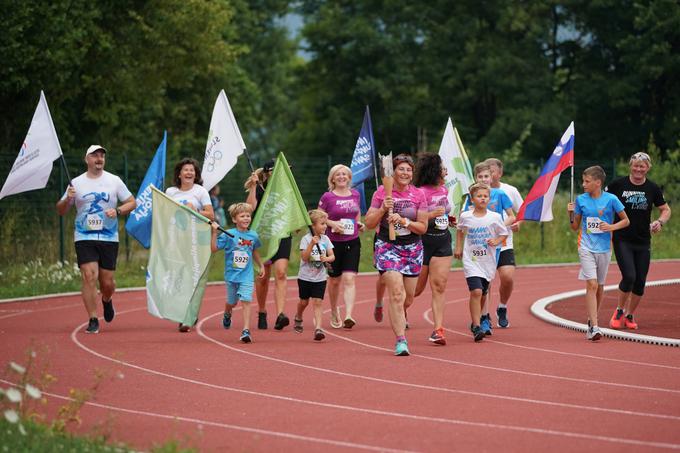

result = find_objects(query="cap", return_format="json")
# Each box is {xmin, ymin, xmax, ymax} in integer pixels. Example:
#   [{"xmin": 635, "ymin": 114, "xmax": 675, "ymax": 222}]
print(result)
[
  {"xmin": 85, "ymin": 145, "xmax": 107, "ymax": 157},
  {"xmin": 263, "ymin": 159, "xmax": 275, "ymax": 172}
]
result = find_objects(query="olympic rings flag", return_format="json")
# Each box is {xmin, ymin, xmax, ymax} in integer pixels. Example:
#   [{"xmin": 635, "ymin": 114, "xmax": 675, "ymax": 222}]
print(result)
[{"xmin": 202, "ymin": 90, "xmax": 246, "ymax": 192}]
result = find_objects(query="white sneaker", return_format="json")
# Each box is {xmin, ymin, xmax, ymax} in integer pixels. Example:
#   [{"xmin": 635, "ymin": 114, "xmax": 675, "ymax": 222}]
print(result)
[
  {"xmin": 330, "ymin": 308, "xmax": 342, "ymax": 329},
  {"xmin": 586, "ymin": 326, "xmax": 602, "ymax": 341}
]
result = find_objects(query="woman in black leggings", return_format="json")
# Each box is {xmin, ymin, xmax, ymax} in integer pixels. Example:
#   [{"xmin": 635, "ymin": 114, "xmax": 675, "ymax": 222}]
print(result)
[{"xmin": 606, "ymin": 152, "xmax": 671, "ymax": 329}]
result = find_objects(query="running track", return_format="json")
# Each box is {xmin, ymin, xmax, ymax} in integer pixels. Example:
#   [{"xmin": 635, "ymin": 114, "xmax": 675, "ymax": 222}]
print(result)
[{"xmin": 1, "ymin": 261, "xmax": 679, "ymax": 452}]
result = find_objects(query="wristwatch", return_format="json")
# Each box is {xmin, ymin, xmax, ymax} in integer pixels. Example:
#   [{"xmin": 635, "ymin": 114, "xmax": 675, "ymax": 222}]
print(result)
[{"xmin": 116, "ymin": 208, "xmax": 122, "ymax": 216}]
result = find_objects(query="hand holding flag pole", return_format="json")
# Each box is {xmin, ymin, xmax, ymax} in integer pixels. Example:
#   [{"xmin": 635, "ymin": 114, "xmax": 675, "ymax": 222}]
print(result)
[{"xmin": 379, "ymin": 152, "xmax": 396, "ymax": 241}]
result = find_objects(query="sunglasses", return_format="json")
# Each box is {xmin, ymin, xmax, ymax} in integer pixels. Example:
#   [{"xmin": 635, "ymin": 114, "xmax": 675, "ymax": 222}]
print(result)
[
  {"xmin": 630, "ymin": 152, "xmax": 651, "ymax": 162},
  {"xmin": 393, "ymin": 155, "xmax": 414, "ymax": 165}
]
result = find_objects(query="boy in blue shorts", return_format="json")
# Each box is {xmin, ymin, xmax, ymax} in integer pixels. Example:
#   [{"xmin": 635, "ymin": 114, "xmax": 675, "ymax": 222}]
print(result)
[
  {"xmin": 464, "ymin": 162, "xmax": 515, "ymax": 335},
  {"xmin": 568, "ymin": 166, "xmax": 629, "ymax": 341},
  {"xmin": 211, "ymin": 202, "xmax": 265, "ymax": 343}
]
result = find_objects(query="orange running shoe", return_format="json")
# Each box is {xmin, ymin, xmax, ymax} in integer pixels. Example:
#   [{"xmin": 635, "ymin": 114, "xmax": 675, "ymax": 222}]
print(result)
[
  {"xmin": 609, "ymin": 308, "xmax": 625, "ymax": 329},
  {"xmin": 624, "ymin": 314, "xmax": 638, "ymax": 330},
  {"xmin": 428, "ymin": 328, "xmax": 446, "ymax": 345}
]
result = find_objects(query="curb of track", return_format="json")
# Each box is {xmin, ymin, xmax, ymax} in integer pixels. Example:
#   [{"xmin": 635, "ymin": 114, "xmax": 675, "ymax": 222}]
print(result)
[{"xmin": 530, "ymin": 278, "xmax": 680, "ymax": 347}]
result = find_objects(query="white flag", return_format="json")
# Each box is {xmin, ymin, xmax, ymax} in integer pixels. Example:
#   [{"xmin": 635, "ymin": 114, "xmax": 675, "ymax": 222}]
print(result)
[
  {"xmin": 0, "ymin": 91, "xmax": 63, "ymax": 200},
  {"xmin": 201, "ymin": 90, "xmax": 246, "ymax": 191},
  {"xmin": 438, "ymin": 117, "xmax": 474, "ymax": 216}
]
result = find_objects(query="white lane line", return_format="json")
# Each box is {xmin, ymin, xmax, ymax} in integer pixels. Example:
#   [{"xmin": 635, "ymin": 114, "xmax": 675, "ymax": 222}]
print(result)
[
  {"xmin": 67, "ymin": 322, "xmax": 680, "ymax": 450},
  {"xmin": 0, "ymin": 379, "xmax": 416, "ymax": 453}
]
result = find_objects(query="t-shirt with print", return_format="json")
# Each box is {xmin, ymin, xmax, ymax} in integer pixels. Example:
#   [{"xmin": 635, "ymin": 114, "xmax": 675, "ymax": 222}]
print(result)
[
  {"xmin": 419, "ymin": 185, "xmax": 451, "ymax": 235},
  {"xmin": 606, "ymin": 177, "xmax": 666, "ymax": 245},
  {"xmin": 216, "ymin": 229, "xmax": 261, "ymax": 283},
  {"xmin": 370, "ymin": 185, "xmax": 427, "ymax": 245},
  {"xmin": 574, "ymin": 192, "xmax": 625, "ymax": 253},
  {"xmin": 61, "ymin": 171, "xmax": 133, "ymax": 242},
  {"xmin": 498, "ymin": 182, "xmax": 523, "ymax": 251},
  {"xmin": 318, "ymin": 190, "xmax": 361, "ymax": 242},
  {"xmin": 166, "ymin": 185, "xmax": 211, "ymax": 212},
  {"xmin": 457, "ymin": 210, "xmax": 508, "ymax": 282},
  {"xmin": 298, "ymin": 233, "xmax": 334, "ymax": 283}
]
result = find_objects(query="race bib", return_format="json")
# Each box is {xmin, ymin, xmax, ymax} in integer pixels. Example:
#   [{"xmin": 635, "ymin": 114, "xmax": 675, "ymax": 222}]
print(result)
[
  {"xmin": 232, "ymin": 250, "xmax": 249, "ymax": 269},
  {"xmin": 434, "ymin": 215, "xmax": 449, "ymax": 230},
  {"xmin": 471, "ymin": 247, "xmax": 488, "ymax": 258},
  {"xmin": 86, "ymin": 214, "xmax": 104, "ymax": 231},
  {"xmin": 310, "ymin": 245, "xmax": 324, "ymax": 261},
  {"xmin": 339, "ymin": 218, "xmax": 355, "ymax": 235},
  {"xmin": 586, "ymin": 217, "xmax": 602, "ymax": 234},
  {"xmin": 394, "ymin": 222, "xmax": 410, "ymax": 236}
]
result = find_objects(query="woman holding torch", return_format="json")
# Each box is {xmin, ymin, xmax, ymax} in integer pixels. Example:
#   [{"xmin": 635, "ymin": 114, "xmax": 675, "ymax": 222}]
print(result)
[{"xmin": 365, "ymin": 153, "xmax": 428, "ymax": 356}]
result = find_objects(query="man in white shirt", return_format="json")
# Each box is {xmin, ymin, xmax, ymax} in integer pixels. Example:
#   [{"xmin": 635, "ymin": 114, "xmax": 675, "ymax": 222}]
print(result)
[
  {"xmin": 56, "ymin": 145, "xmax": 136, "ymax": 334},
  {"xmin": 485, "ymin": 158, "xmax": 523, "ymax": 328}
]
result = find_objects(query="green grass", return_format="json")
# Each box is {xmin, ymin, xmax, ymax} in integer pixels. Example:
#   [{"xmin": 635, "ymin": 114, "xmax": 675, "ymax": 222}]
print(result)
[{"xmin": 0, "ymin": 193, "xmax": 677, "ymax": 299}]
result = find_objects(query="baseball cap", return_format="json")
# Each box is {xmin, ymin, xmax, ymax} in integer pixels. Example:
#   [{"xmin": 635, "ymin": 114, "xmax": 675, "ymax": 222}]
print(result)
[
  {"xmin": 263, "ymin": 159, "xmax": 275, "ymax": 172},
  {"xmin": 85, "ymin": 145, "xmax": 107, "ymax": 157}
]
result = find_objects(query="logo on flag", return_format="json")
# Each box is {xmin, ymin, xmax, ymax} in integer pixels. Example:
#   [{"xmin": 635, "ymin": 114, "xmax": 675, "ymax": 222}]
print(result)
[
  {"xmin": 438, "ymin": 117, "xmax": 474, "ymax": 216},
  {"xmin": 350, "ymin": 106, "xmax": 376, "ymax": 214}
]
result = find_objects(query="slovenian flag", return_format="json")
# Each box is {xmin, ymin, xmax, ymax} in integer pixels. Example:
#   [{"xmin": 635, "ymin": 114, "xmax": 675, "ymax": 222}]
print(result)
[{"xmin": 516, "ymin": 122, "xmax": 574, "ymax": 222}]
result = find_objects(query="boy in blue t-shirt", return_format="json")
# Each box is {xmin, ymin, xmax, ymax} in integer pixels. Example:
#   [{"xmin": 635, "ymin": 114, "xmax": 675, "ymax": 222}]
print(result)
[
  {"xmin": 211, "ymin": 202, "xmax": 264, "ymax": 343},
  {"xmin": 567, "ymin": 166, "xmax": 629, "ymax": 341}
]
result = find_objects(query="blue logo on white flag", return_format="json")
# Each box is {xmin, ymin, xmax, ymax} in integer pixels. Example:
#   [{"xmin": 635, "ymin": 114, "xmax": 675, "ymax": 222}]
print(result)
[{"xmin": 126, "ymin": 131, "xmax": 167, "ymax": 248}]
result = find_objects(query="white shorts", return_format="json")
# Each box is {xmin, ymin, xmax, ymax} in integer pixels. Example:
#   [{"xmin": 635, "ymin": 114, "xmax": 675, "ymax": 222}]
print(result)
[{"xmin": 578, "ymin": 248, "xmax": 611, "ymax": 285}]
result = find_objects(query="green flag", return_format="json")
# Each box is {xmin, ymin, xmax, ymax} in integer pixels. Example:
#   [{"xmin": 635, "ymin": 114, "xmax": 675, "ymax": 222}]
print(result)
[
  {"xmin": 146, "ymin": 186, "xmax": 212, "ymax": 325},
  {"xmin": 251, "ymin": 153, "xmax": 311, "ymax": 262}
]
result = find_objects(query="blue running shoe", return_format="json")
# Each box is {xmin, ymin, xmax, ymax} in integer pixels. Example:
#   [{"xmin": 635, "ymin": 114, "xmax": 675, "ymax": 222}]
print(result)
[
  {"xmin": 472, "ymin": 325, "xmax": 485, "ymax": 342},
  {"xmin": 496, "ymin": 306, "xmax": 509, "ymax": 328},
  {"xmin": 394, "ymin": 340, "xmax": 410, "ymax": 356},
  {"xmin": 222, "ymin": 312, "xmax": 232, "ymax": 329},
  {"xmin": 480, "ymin": 314, "xmax": 492, "ymax": 336},
  {"xmin": 240, "ymin": 329, "xmax": 252, "ymax": 343}
]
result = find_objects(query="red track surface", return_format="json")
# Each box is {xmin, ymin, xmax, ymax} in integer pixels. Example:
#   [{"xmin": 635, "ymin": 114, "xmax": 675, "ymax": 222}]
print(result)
[{"xmin": 1, "ymin": 261, "xmax": 679, "ymax": 452}]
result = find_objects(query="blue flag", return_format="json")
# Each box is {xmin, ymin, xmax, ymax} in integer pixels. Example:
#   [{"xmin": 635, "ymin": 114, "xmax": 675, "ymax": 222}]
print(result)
[
  {"xmin": 126, "ymin": 131, "xmax": 167, "ymax": 248},
  {"xmin": 350, "ymin": 106, "xmax": 376, "ymax": 214}
]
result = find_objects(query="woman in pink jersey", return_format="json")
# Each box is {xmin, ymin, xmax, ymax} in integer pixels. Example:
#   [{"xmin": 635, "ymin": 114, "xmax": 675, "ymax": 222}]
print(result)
[
  {"xmin": 318, "ymin": 164, "xmax": 364, "ymax": 329},
  {"xmin": 365, "ymin": 154, "xmax": 428, "ymax": 356},
  {"xmin": 413, "ymin": 153, "xmax": 454, "ymax": 346}
]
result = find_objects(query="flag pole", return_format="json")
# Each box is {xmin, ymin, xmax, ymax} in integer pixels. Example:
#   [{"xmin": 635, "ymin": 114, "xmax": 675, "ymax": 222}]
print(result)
[
  {"xmin": 243, "ymin": 147, "xmax": 266, "ymax": 191},
  {"xmin": 569, "ymin": 164, "xmax": 575, "ymax": 223},
  {"xmin": 59, "ymin": 154, "xmax": 73, "ymax": 185}
]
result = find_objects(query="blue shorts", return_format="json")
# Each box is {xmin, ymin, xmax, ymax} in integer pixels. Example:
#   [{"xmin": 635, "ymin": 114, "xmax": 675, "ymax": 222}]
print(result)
[
  {"xmin": 226, "ymin": 280, "xmax": 254, "ymax": 305},
  {"xmin": 466, "ymin": 276, "xmax": 490, "ymax": 295}
]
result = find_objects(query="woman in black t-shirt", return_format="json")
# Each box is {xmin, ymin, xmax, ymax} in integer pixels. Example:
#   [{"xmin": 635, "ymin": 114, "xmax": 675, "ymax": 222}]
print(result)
[{"xmin": 605, "ymin": 152, "xmax": 671, "ymax": 330}]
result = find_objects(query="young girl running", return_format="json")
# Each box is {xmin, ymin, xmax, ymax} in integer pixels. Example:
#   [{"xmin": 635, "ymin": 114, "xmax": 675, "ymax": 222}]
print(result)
[
  {"xmin": 294, "ymin": 210, "xmax": 335, "ymax": 341},
  {"xmin": 455, "ymin": 183, "xmax": 508, "ymax": 342}
]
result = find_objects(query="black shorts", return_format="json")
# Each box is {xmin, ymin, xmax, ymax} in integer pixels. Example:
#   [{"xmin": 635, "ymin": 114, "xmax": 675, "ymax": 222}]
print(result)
[
  {"xmin": 497, "ymin": 249, "xmax": 516, "ymax": 268},
  {"xmin": 328, "ymin": 238, "xmax": 361, "ymax": 278},
  {"xmin": 422, "ymin": 231, "xmax": 452, "ymax": 266},
  {"xmin": 75, "ymin": 240, "xmax": 119, "ymax": 270},
  {"xmin": 466, "ymin": 276, "xmax": 490, "ymax": 295},
  {"xmin": 298, "ymin": 279, "xmax": 327, "ymax": 300},
  {"xmin": 269, "ymin": 236, "xmax": 292, "ymax": 263}
]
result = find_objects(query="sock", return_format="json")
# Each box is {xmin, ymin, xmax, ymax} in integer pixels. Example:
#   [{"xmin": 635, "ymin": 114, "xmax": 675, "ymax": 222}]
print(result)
[
  {"xmin": 396, "ymin": 335, "xmax": 406, "ymax": 342},
  {"xmin": 626, "ymin": 314, "xmax": 634, "ymax": 320},
  {"xmin": 498, "ymin": 303, "xmax": 507, "ymax": 309}
]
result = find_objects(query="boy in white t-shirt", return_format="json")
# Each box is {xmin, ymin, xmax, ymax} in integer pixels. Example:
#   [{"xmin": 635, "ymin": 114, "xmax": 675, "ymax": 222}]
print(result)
[
  {"xmin": 455, "ymin": 183, "xmax": 508, "ymax": 342},
  {"xmin": 294, "ymin": 210, "xmax": 335, "ymax": 341}
]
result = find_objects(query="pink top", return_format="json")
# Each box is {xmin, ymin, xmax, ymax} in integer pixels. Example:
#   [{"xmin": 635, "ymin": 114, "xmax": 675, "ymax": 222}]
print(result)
[
  {"xmin": 370, "ymin": 185, "xmax": 427, "ymax": 243},
  {"xmin": 318, "ymin": 189, "xmax": 361, "ymax": 242},
  {"xmin": 419, "ymin": 185, "xmax": 451, "ymax": 235}
]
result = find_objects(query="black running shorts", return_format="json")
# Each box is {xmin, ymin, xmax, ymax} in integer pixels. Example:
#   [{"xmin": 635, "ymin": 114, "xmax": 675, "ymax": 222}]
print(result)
[{"xmin": 75, "ymin": 240, "xmax": 119, "ymax": 270}]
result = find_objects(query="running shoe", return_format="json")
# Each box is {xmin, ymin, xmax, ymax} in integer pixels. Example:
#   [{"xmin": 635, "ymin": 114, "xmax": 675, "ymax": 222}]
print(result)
[
  {"xmin": 471, "ymin": 324, "xmax": 485, "ymax": 342},
  {"xmin": 313, "ymin": 329, "xmax": 326, "ymax": 341},
  {"xmin": 240, "ymin": 329, "xmax": 252, "ymax": 343},
  {"xmin": 428, "ymin": 328, "xmax": 446, "ymax": 345},
  {"xmin": 294, "ymin": 317, "xmax": 303, "ymax": 333},
  {"xmin": 374, "ymin": 304, "xmax": 383, "ymax": 323},
  {"xmin": 330, "ymin": 308, "xmax": 342, "ymax": 329},
  {"xmin": 102, "ymin": 299, "xmax": 115, "ymax": 323},
  {"xmin": 178, "ymin": 323, "xmax": 190, "ymax": 333},
  {"xmin": 496, "ymin": 306, "xmax": 509, "ymax": 328},
  {"xmin": 609, "ymin": 308, "xmax": 625, "ymax": 329},
  {"xmin": 480, "ymin": 314, "xmax": 493, "ymax": 336},
  {"xmin": 257, "ymin": 311, "xmax": 268, "ymax": 330},
  {"xmin": 394, "ymin": 339, "xmax": 410, "ymax": 356},
  {"xmin": 85, "ymin": 317, "xmax": 99, "ymax": 334},
  {"xmin": 222, "ymin": 312, "xmax": 232, "ymax": 329},
  {"xmin": 274, "ymin": 313, "xmax": 290, "ymax": 330},
  {"xmin": 586, "ymin": 326, "xmax": 602, "ymax": 341},
  {"xmin": 343, "ymin": 317, "xmax": 356, "ymax": 329},
  {"xmin": 624, "ymin": 314, "xmax": 638, "ymax": 330}
]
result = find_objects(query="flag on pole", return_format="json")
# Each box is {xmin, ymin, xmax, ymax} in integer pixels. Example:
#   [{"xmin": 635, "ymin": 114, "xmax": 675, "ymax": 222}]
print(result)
[
  {"xmin": 0, "ymin": 91, "xmax": 63, "ymax": 200},
  {"xmin": 251, "ymin": 153, "xmax": 311, "ymax": 263},
  {"xmin": 146, "ymin": 186, "xmax": 212, "ymax": 325},
  {"xmin": 202, "ymin": 89, "xmax": 246, "ymax": 192},
  {"xmin": 438, "ymin": 117, "xmax": 474, "ymax": 216},
  {"xmin": 125, "ymin": 132, "xmax": 167, "ymax": 248},
  {"xmin": 516, "ymin": 122, "xmax": 575, "ymax": 222},
  {"xmin": 350, "ymin": 106, "xmax": 377, "ymax": 214}
]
